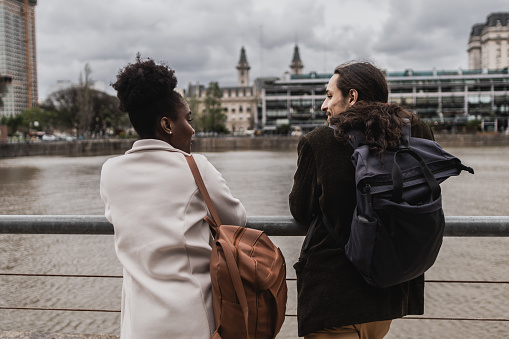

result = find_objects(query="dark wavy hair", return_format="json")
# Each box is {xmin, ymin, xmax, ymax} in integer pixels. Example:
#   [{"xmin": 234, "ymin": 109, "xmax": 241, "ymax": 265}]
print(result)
[
  {"xmin": 111, "ymin": 54, "xmax": 185, "ymax": 138},
  {"xmin": 329, "ymin": 61, "xmax": 413, "ymax": 155}
]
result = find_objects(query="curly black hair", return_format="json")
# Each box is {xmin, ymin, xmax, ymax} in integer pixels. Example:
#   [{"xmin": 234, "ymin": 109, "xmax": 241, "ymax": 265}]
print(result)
[
  {"xmin": 329, "ymin": 61, "xmax": 413, "ymax": 157},
  {"xmin": 111, "ymin": 54, "xmax": 185, "ymax": 138}
]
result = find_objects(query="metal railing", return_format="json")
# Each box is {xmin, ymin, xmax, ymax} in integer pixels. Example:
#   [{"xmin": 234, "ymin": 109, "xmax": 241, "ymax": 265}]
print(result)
[
  {"xmin": 1, "ymin": 215, "xmax": 509, "ymax": 323},
  {"xmin": 1, "ymin": 215, "xmax": 509, "ymax": 236}
]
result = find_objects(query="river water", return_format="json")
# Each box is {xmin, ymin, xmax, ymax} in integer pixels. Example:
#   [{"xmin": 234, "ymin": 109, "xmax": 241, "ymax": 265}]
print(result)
[{"xmin": 0, "ymin": 147, "xmax": 508, "ymax": 338}]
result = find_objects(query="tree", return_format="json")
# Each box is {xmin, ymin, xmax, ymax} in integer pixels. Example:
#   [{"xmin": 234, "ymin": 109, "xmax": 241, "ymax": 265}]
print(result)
[
  {"xmin": 0, "ymin": 114, "xmax": 23, "ymax": 136},
  {"xmin": 89, "ymin": 90, "xmax": 128, "ymax": 137},
  {"xmin": 76, "ymin": 63, "xmax": 94, "ymax": 138},
  {"xmin": 41, "ymin": 63, "xmax": 128, "ymax": 137},
  {"xmin": 199, "ymin": 82, "xmax": 228, "ymax": 133},
  {"xmin": 186, "ymin": 95, "xmax": 201, "ymax": 131},
  {"xmin": 43, "ymin": 86, "xmax": 127, "ymax": 137},
  {"xmin": 43, "ymin": 86, "xmax": 81, "ymax": 133},
  {"xmin": 0, "ymin": 107, "xmax": 51, "ymax": 137},
  {"xmin": 1, "ymin": 64, "xmax": 128, "ymax": 138}
]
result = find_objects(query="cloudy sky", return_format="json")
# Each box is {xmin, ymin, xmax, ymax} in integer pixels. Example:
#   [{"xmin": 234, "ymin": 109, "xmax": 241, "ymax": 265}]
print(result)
[{"xmin": 35, "ymin": 0, "xmax": 508, "ymax": 101}]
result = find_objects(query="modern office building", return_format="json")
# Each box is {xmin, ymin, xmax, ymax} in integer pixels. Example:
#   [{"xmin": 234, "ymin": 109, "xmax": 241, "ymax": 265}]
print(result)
[
  {"xmin": 468, "ymin": 12, "xmax": 509, "ymax": 71},
  {"xmin": 261, "ymin": 72, "xmax": 328, "ymax": 133},
  {"xmin": 261, "ymin": 68, "xmax": 509, "ymax": 133},
  {"xmin": 0, "ymin": 0, "xmax": 38, "ymax": 118},
  {"xmin": 388, "ymin": 68, "xmax": 509, "ymax": 121}
]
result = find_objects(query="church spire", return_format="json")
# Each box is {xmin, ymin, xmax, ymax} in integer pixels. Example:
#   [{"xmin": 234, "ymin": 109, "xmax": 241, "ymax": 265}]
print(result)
[
  {"xmin": 290, "ymin": 44, "xmax": 304, "ymax": 76},
  {"xmin": 236, "ymin": 46, "xmax": 250, "ymax": 86}
]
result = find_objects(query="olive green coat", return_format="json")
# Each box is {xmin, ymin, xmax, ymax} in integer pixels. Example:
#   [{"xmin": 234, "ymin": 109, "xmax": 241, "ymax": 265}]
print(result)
[{"xmin": 289, "ymin": 118, "xmax": 433, "ymax": 336}]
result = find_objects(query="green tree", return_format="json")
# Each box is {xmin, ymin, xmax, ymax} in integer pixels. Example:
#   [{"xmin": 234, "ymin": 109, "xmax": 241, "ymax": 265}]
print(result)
[
  {"xmin": 43, "ymin": 86, "xmax": 127, "ymax": 137},
  {"xmin": 0, "ymin": 114, "xmax": 23, "ymax": 136},
  {"xmin": 43, "ymin": 86, "xmax": 81, "ymax": 133},
  {"xmin": 89, "ymin": 90, "xmax": 128, "ymax": 137},
  {"xmin": 0, "ymin": 107, "xmax": 51, "ymax": 137},
  {"xmin": 199, "ymin": 82, "xmax": 227, "ymax": 133},
  {"xmin": 186, "ymin": 95, "xmax": 202, "ymax": 131}
]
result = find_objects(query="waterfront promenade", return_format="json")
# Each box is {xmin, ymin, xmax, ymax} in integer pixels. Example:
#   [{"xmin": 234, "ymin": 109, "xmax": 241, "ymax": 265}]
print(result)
[
  {"xmin": 1, "ymin": 133, "xmax": 509, "ymax": 158},
  {"xmin": 1, "ymin": 137, "xmax": 508, "ymax": 338}
]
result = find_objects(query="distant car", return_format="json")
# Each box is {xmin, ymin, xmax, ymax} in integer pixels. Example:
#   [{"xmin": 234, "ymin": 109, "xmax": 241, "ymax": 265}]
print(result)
[
  {"xmin": 55, "ymin": 134, "xmax": 76, "ymax": 141},
  {"xmin": 42, "ymin": 134, "xmax": 57, "ymax": 141}
]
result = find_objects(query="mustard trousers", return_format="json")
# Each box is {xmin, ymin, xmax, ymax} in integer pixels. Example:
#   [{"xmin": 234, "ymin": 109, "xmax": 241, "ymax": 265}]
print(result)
[{"xmin": 304, "ymin": 320, "xmax": 392, "ymax": 339}]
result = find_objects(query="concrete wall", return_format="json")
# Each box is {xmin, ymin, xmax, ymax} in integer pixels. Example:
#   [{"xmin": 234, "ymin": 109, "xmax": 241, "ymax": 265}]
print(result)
[
  {"xmin": 434, "ymin": 133, "xmax": 509, "ymax": 147},
  {"xmin": 0, "ymin": 137, "xmax": 299, "ymax": 158},
  {"xmin": 192, "ymin": 136, "xmax": 299, "ymax": 152},
  {"xmin": 1, "ymin": 134, "xmax": 509, "ymax": 158},
  {"xmin": 0, "ymin": 139, "xmax": 135, "ymax": 158}
]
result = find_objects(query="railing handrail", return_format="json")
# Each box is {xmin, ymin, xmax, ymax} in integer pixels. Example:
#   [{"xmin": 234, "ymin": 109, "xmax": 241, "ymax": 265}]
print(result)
[
  {"xmin": 1, "ymin": 215, "xmax": 509, "ymax": 236},
  {"xmin": 2, "ymin": 215, "xmax": 509, "ymax": 330}
]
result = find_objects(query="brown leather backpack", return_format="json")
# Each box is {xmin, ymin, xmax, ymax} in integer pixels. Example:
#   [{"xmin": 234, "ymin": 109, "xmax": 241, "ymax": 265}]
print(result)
[{"xmin": 186, "ymin": 155, "xmax": 287, "ymax": 339}]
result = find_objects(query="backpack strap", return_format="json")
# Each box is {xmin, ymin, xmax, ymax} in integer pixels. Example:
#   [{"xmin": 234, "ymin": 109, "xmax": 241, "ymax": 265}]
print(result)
[
  {"xmin": 391, "ymin": 148, "xmax": 441, "ymax": 203},
  {"xmin": 217, "ymin": 238, "xmax": 251, "ymax": 339},
  {"xmin": 185, "ymin": 155, "xmax": 222, "ymax": 232},
  {"xmin": 346, "ymin": 130, "xmax": 366, "ymax": 149}
]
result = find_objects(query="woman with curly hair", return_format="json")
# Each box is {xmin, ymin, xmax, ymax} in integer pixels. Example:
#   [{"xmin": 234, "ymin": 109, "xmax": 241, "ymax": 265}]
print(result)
[
  {"xmin": 289, "ymin": 61, "xmax": 433, "ymax": 339},
  {"xmin": 100, "ymin": 55, "xmax": 246, "ymax": 338}
]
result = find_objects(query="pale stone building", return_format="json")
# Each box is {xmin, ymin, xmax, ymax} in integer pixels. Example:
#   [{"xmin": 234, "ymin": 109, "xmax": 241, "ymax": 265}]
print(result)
[
  {"xmin": 187, "ymin": 47, "xmax": 258, "ymax": 133},
  {"xmin": 468, "ymin": 12, "xmax": 509, "ymax": 71},
  {"xmin": 186, "ymin": 44, "xmax": 306, "ymax": 133}
]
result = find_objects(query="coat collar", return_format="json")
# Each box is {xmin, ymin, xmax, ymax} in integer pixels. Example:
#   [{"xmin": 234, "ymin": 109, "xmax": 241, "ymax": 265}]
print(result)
[{"xmin": 126, "ymin": 139, "xmax": 190, "ymax": 156}]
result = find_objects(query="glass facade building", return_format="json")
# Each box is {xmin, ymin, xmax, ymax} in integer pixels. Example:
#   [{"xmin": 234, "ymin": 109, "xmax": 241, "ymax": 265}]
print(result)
[{"xmin": 261, "ymin": 69, "xmax": 509, "ymax": 133}]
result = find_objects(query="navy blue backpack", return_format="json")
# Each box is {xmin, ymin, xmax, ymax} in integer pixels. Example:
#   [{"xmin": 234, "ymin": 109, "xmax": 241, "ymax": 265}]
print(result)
[{"xmin": 324, "ymin": 121, "xmax": 474, "ymax": 288}]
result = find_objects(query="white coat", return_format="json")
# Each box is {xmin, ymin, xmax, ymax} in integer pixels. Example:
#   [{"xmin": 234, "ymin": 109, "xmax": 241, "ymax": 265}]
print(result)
[{"xmin": 100, "ymin": 139, "xmax": 247, "ymax": 339}]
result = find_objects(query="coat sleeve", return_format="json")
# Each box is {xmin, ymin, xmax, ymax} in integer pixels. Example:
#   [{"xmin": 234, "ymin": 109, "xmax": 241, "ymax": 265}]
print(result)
[
  {"xmin": 99, "ymin": 160, "xmax": 112, "ymax": 223},
  {"xmin": 194, "ymin": 155, "xmax": 247, "ymax": 227},
  {"xmin": 289, "ymin": 137, "xmax": 320, "ymax": 227}
]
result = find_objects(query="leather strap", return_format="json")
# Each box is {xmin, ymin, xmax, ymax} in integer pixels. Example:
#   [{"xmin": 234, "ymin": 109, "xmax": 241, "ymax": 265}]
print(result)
[
  {"xmin": 218, "ymin": 238, "xmax": 251, "ymax": 338},
  {"xmin": 185, "ymin": 155, "xmax": 251, "ymax": 338},
  {"xmin": 185, "ymin": 155, "xmax": 222, "ymax": 229}
]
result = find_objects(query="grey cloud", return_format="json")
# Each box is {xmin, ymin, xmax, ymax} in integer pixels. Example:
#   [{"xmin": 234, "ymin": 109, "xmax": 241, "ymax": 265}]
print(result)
[
  {"xmin": 372, "ymin": 0, "xmax": 508, "ymax": 70},
  {"xmin": 35, "ymin": 0, "xmax": 507, "ymax": 100}
]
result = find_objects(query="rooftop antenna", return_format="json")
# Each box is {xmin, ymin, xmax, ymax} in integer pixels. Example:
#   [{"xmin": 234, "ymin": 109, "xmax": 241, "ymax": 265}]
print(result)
[
  {"xmin": 323, "ymin": 45, "xmax": 327, "ymax": 73},
  {"xmin": 259, "ymin": 25, "xmax": 264, "ymax": 77}
]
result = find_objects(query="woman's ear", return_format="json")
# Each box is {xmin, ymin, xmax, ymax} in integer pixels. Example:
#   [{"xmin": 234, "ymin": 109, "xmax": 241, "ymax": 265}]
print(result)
[
  {"xmin": 160, "ymin": 117, "xmax": 173, "ymax": 135},
  {"xmin": 348, "ymin": 89, "xmax": 358, "ymax": 106}
]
